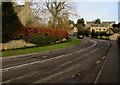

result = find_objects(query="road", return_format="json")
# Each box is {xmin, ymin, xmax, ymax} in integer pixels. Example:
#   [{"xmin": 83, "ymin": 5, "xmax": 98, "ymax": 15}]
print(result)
[{"xmin": 1, "ymin": 38, "xmax": 118, "ymax": 84}]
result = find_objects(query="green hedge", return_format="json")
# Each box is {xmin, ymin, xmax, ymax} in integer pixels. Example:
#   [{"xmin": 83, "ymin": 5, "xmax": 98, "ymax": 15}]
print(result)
[{"xmin": 28, "ymin": 34, "xmax": 60, "ymax": 44}]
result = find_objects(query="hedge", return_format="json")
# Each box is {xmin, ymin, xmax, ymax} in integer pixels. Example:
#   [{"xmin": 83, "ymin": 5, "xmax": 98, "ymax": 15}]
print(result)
[
  {"xmin": 13, "ymin": 27, "xmax": 68, "ymax": 44},
  {"xmin": 28, "ymin": 34, "xmax": 60, "ymax": 44}
]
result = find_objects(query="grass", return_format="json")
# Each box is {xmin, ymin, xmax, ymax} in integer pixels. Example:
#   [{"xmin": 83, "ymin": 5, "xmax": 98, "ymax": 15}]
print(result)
[{"xmin": 1, "ymin": 38, "xmax": 83, "ymax": 57}]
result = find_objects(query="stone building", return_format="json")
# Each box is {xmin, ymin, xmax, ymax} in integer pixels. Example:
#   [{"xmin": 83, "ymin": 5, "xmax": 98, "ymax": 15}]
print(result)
[
  {"xmin": 13, "ymin": 2, "xmax": 39, "ymax": 26},
  {"xmin": 86, "ymin": 21, "xmax": 115, "ymax": 33},
  {"xmin": 102, "ymin": 21, "xmax": 115, "ymax": 28}
]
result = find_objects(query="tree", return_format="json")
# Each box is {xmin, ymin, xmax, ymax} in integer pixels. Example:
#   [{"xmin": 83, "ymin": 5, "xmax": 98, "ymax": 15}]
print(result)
[
  {"xmin": 95, "ymin": 18, "xmax": 101, "ymax": 24},
  {"xmin": 78, "ymin": 28, "xmax": 90, "ymax": 36},
  {"xmin": 112, "ymin": 24, "xmax": 118, "ymax": 28},
  {"xmin": 77, "ymin": 18, "xmax": 84, "ymax": 24},
  {"xmin": 2, "ymin": 2, "xmax": 24, "ymax": 43},
  {"xmin": 48, "ymin": 20, "xmax": 53, "ymax": 27},
  {"xmin": 45, "ymin": 1, "xmax": 65, "ymax": 27},
  {"xmin": 76, "ymin": 18, "xmax": 85, "ymax": 31},
  {"xmin": 118, "ymin": 23, "xmax": 120, "ymax": 28},
  {"xmin": 77, "ymin": 18, "xmax": 85, "ymax": 26},
  {"xmin": 31, "ymin": 0, "xmax": 78, "ymax": 30},
  {"xmin": 111, "ymin": 23, "xmax": 120, "ymax": 33},
  {"xmin": 112, "ymin": 23, "xmax": 120, "ymax": 28}
]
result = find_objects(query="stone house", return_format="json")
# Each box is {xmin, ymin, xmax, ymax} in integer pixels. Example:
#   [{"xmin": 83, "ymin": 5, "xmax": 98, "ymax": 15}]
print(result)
[
  {"xmin": 86, "ymin": 21, "xmax": 115, "ymax": 33},
  {"xmin": 69, "ymin": 27, "xmax": 78, "ymax": 36},
  {"xmin": 13, "ymin": 2, "xmax": 39, "ymax": 26}
]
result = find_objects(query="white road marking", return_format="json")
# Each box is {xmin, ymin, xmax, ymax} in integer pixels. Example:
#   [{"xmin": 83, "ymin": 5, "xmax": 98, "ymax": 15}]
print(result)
[
  {"xmin": 96, "ymin": 60, "xmax": 100, "ymax": 64},
  {"xmin": 4, "ymin": 71, "xmax": 38, "ymax": 83},
  {"xmin": 0, "ymin": 39, "xmax": 88, "ymax": 60},
  {"xmin": 101, "ymin": 56, "xmax": 106, "ymax": 59},
  {"xmin": 43, "ymin": 56, "xmax": 47, "ymax": 58},
  {"xmin": 93, "ymin": 44, "xmax": 111, "ymax": 84},
  {"xmin": 72, "ymin": 75, "xmax": 75, "ymax": 77},
  {"xmin": 1, "ymin": 40, "xmax": 97, "ymax": 72}
]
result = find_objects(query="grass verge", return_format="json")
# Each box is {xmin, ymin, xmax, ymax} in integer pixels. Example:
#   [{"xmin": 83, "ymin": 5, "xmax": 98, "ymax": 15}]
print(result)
[{"xmin": 1, "ymin": 38, "xmax": 83, "ymax": 57}]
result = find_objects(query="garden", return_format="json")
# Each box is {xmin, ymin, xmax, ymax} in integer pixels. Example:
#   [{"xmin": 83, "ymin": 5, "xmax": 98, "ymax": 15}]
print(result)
[
  {"xmin": 1, "ymin": 26, "xmax": 83, "ymax": 57},
  {"xmin": 2, "ymin": 26, "xmax": 69, "ymax": 51}
]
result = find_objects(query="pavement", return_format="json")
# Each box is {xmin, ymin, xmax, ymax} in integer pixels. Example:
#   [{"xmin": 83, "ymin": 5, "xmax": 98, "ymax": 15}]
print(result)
[
  {"xmin": 1, "ymin": 38, "xmax": 119, "ymax": 84},
  {"xmin": 96, "ymin": 40, "xmax": 119, "ymax": 84}
]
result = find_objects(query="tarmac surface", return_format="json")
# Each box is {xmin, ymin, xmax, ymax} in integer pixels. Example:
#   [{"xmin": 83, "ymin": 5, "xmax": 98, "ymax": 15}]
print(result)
[{"xmin": 1, "ymin": 38, "xmax": 119, "ymax": 84}]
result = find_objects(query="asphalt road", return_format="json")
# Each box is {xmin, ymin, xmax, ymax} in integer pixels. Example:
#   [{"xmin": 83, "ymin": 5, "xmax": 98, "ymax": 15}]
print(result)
[{"xmin": 1, "ymin": 38, "xmax": 118, "ymax": 84}]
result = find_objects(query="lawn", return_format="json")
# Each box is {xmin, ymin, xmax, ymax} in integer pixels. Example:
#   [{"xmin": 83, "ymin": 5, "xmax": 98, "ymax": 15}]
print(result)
[{"xmin": 1, "ymin": 38, "xmax": 83, "ymax": 57}]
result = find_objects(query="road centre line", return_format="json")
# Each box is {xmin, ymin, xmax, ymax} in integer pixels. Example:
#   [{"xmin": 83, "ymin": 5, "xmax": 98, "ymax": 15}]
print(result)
[
  {"xmin": 1, "ymin": 39, "xmax": 88, "ymax": 60},
  {"xmin": 4, "ymin": 45, "xmax": 102, "ymax": 83},
  {"xmin": 1, "ymin": 40, "xmax": 97, "ymax": 72}
]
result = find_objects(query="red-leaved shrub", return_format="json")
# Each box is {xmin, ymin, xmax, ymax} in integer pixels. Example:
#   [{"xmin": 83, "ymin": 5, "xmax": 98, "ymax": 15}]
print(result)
[{"xmin": 13, "ymin": 27, "xmax": 68, "ymax": 41}]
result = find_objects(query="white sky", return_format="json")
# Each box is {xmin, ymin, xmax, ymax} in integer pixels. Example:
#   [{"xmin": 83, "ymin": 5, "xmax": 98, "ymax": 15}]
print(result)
[
  {"xmin": 3, "ymin": 0, "xmax": 119, "ymax": 2},
  {"xmin": 3, "ymin": 0, "xmax": 119, "ymax": 24},
  {"xmin": 70, "ymin": 2, "xmax": 119, "ymax": 24}
]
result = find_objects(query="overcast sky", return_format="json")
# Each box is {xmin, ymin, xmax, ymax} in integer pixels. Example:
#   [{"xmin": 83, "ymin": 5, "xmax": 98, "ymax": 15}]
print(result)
[
  {"xmin": 12, "ymin": 0, "xmax": 120, "ymax": 23},
  {"xmin": 70, "ymin": 1, "xmax": 118, "ymax": 24}
]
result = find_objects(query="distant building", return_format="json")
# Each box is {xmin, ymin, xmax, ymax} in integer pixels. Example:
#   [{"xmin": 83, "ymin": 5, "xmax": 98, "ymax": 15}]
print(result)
[
  {"xmin": 102, "ymin": 21, "xmax": 115, "ymax": 27},
  {"xmin": 90, "ymin": 27, "xmax": 109, "ymax": 32},
  {"xmin": 69, "ymin": 27, "xmax": 78, "ymax": 36},
  {"xmin": 106, "ymin": 29, "xmax": 114, "ymax": 34},
  {"xmin": 86, "ymin": 21, "xmax": 96, "ymax": 27},
  {"xmin": 86, "ymin": 21, "xmax": 115, "ymax": 33}
]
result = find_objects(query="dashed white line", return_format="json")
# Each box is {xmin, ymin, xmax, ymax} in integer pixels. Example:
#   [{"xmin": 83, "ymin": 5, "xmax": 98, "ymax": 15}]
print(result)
[{"xmin": 1, "ymin": 40, "xmax": 97, "ymax": 72}]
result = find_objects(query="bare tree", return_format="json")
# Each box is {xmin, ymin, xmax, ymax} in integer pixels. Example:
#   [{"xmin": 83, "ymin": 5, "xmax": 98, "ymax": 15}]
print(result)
[
  {"xmin": 24, "ymin": 2, "xmax": 46, "ymax": 27},
  {"xmin": 30, "ymin": 0, "xmax": 78, "ymax": 30},
  {"xmin": 45, "ymin": 0, "xmax": 66, "ymax": 27}
]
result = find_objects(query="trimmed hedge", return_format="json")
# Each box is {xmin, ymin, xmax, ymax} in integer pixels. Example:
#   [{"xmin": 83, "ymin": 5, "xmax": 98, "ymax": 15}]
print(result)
[
  {"xmin": 13, "ymin": 27, "xmax": 68, "ymax": 44},
  {"xmin": 28, "ymin": 34, "xmax": 60, "ymax": 44}
]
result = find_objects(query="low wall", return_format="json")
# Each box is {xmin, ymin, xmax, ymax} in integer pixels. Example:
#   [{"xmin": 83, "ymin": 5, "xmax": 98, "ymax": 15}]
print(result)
[{"xmin": 109, "ymin": 33, "xmax": 119, "ymax": 40}]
